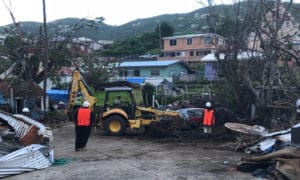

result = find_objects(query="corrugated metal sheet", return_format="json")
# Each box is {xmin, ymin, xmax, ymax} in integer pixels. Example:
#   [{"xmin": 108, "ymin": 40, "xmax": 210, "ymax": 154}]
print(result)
[
  {"xmin": 13, "ymin": 114, "xmax": 46, "ymax": 135},
  {"xmin": 0, "ymin": 144, "xmax": 51, "ymax": 178},
  {"xmin": 0, "ymin": 112, "xmax": 31, "ymax": 140},
  {"xmin": 0, "ymin": 111, "xmax": 48, "ymax": 145},
  {"xmin": 19, "ymin": 126, "xmax": 42, "ymax": 146},
  {"xmin": 119, "ymin": 60, "xmax": 179, "ymax": 67},
  {"xmin": 0, "ymin": 167, "xmax": 35, "ymax": 178},
  {"xmin": 0, "ymin": 110, "xmax": 54, "ymax": 178}
]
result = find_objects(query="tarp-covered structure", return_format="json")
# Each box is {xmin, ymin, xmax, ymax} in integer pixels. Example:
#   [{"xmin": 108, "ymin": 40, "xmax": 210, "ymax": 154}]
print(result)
[{"xmin": 46, "ymin": 89, "xmax": 69, "ymax": 103}]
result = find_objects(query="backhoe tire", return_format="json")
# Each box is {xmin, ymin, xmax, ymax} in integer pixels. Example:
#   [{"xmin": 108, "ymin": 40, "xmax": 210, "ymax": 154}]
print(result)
[{"xmin": 104, "ymin": 115, "xmax": 126, "ymax": 136}]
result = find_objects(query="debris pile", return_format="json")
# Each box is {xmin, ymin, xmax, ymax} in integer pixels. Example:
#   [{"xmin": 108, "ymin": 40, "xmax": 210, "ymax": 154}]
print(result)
[
  {"xmin": 145, "ymin": 101, "xmax": 239, "ymax": 144},
  {"xmin": 0, "ymin": 144, "xmax": 52, "ymax": 177},
  {"xmin": 238, "ymin": 147, "xmax": 300, "ymax": 179},
  {"xmin": 146, "ymin": 116, "xmax": 189, "ymax": 138},
  {"xmin": 0, "ymin": 110, "xmax": 53, "ymax": 178},
  {"xmin": 225, "ymin": 122, "xmax": 300, "ymax": 179}
]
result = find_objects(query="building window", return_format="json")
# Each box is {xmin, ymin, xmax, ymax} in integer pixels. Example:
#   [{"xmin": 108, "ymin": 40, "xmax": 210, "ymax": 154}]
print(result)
[
  {"xmin": 203, "ymin": 36, "xmax": 212, "ymax": 45},
  {"xmin": 176, "ymin": 52, "xmax": 182, "ymax": 57},
  {"xmin": 187, "ymin": 38, "xmax": 192, "ymax": 45},
  {"xmin": 196, "ymin": 50, "xmax": 210, "ymax": 56},
  {"xmin": 166, "ymin": 52, "xmax": 176, "ymax": 57},
  {"xmin": 190, "ymin": 51, "xmax": 194, "ymax": 56},
  {"xmin": 170, "ymin": 39, "xmax": 177, "ymax": 46},
  {"xmin": 119, "ymin": 70, "xmax": 128, "ymax": 77},
  {"xmin": 134, "ymin": 70, "xmax": 140, "ymax": 77},
  {"xmin": 150, "ymin": 69, "xmax": 160, "ymax": 76}
]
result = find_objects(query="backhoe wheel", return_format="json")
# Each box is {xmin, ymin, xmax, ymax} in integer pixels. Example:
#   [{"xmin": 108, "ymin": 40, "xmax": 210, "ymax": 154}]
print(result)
[{"xmin": 104, "ymin": 115, "xmax": 126, "ymax": 136}]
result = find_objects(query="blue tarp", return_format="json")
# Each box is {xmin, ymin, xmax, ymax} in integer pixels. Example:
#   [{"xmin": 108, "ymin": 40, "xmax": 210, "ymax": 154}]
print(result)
[
  {"xmin": 47, "ymin": 90, "xmax": 69, "ymax": 103},
  {"xmin": 204, "ymin": 63, "xmax": 217, "ymax": 81},
  {"xmin": 126, "ymin": 78, "xmax": 145, "ymax": 85},
  {"xmin": 0, "ymin": 93, "xmax": 8, "ymax": 105}
]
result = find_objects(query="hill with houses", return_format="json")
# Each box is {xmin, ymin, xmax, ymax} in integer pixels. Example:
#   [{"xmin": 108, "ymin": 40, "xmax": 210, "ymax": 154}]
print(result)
[{"xmin": 1, "ymin": 1, "xmax": 300, "ymax": 42}]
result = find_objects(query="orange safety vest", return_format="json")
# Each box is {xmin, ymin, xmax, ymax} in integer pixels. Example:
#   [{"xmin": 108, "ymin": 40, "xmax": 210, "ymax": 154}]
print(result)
[
  {"xmin": 203, "ymin": 109, "xmax": 215, "ymax": 126},
  {"xmin": 77, "ymin": 108, "xmax": 91, "ymax": 126}
]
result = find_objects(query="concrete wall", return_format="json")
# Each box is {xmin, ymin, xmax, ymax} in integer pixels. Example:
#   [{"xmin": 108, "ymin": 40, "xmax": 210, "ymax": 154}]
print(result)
[{"xmin": 119, "ymin": 63, "xmax": 188, "ymax": 78}]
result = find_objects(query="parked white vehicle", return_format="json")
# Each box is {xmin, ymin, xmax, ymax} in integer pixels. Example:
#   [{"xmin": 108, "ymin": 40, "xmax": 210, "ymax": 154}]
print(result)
[{"xmin": 139, "ymin": 53, "xmax": 159, "ymax": 59}]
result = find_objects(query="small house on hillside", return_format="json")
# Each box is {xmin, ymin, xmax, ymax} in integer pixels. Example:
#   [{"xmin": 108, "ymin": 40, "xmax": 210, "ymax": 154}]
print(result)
[
  {"xmin": 116, "ymin": 60, "xmax": 192, "ymax": 86},
  {"xmin": 0, "ymin": 81, "xmax": 45, "ymax": 120},
  {"xmin": 39, "ymin": 66, "xmax": 75, "ymax": 90}
]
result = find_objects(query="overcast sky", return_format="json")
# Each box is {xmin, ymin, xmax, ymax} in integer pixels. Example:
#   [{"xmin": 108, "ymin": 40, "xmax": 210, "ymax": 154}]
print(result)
[
  {"xmin": 1, "ymin": 0, "xmax": 299, "ymax": 26},
  {"xmin": 0, "ymin": 0, "xmax": 233, "ymax": 26}
]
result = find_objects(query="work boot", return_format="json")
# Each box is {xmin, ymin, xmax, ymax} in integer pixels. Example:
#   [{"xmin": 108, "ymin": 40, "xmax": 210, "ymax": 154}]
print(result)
[{"xmin": 81, "ymin": 147, "xmax": 87, "ymax": 151}]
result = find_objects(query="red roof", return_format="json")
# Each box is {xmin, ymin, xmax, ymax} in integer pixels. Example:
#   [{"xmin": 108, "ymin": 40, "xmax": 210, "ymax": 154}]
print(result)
[{"xmin": 57, "ymin": 67, "xmax": 74, "ymax": 76}]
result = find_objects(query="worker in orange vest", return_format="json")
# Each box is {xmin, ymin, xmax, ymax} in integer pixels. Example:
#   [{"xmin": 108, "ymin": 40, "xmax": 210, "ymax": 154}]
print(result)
[
  {"xmin": 74, "ymin": 101, "xmax": 95, "ymax": 151},
  {"xmin": 203, "ymin": 101, "xmax": 215, "ymax": 138}
]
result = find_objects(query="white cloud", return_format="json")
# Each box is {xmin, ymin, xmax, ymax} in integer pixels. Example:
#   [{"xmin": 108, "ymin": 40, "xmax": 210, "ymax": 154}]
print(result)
[
  {"xmin": 0, "ymin": 0, "xmax": 202, "ymax": 26},
  {"xmin": 1, "ymin": 0, "xmax": 299, "ymax": 26}
]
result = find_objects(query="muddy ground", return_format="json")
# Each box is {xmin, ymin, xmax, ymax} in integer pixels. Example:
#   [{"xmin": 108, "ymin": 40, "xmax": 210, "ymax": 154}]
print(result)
[{"xmin": 5, "ymin": 122, "xmax": 259, "ymax": 180}]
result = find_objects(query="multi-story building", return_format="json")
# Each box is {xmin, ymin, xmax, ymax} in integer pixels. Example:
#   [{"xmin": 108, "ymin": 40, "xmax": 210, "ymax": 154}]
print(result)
[
  {"xmin": 247, "ymin": 4, "xmax": 300, "ymax": 51},
  {"xmin": 160, "ymin": 33, "xmax": 224, "ymax": 63}
]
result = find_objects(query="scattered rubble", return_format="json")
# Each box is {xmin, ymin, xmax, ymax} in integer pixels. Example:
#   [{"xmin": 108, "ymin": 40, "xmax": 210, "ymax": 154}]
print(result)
[
  {"xmin": 0, "ymin": 110, "xmax": 53, "ymax": 178},
  {"xmin": 0, "ymin": 95, "xmax": 297, "ymax": 179},
  {"xmin": 0, "ymin": 144, "xmax": 52, "ymax": 178},
  {"xmin": 238, "ymin": 147, "xmax": 300, "ymax": 179},
  {"xmin": 225, "ymin": 122, "xmax": 300, "ymax": 179}
]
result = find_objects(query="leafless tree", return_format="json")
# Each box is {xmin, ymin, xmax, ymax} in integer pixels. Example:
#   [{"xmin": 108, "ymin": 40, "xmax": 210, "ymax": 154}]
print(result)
[
  {"xmin": 206, "ymin": 0, "xmax": 300, "ymax": 128},
  {"xmin": 1, "ymin": 0, "xmax": 22, "ymax": 40},
  {"xmin": 1, "ymin": 0, "xmax": 105, "ymax": 114}
]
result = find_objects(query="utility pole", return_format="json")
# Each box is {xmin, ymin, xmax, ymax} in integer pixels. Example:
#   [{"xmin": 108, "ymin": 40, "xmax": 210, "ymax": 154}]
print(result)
[
  {"xmin": 158, "ymin": 20, "xmax": 162, "ymax": 50},
  {"xmin": 42, "ymin": 0, "xmax": 49, "ymax": 111},
  {"xmin": 155, "ymin": 20, "xmax": 162, "ymax": 50}
]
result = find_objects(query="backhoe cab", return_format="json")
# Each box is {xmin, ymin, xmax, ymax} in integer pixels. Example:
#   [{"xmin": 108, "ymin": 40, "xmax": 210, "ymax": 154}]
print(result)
[{"xmin": 101, "ymin": 87, "xmax": 136, "ymax": 135}]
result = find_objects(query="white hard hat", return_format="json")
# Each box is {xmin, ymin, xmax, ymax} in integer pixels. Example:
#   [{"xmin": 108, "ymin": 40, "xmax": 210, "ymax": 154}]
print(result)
[
  {"xmin": 83, "ymin": 101, "xmax": 90, "ymax": 108},
  {"xmin": 296, "ymin": 99, "xmax": 300, "ymax": 113},
  {"xmin": 205, "ymin": 102, "xmax": 212, "ymax": 108},
  {"xmin": 58, "ymin": 101, "xmax": 65, "ymax": 105},
  {"xmin": 22, "ymin": 107, "xmax": 30, "ymax": 112}
]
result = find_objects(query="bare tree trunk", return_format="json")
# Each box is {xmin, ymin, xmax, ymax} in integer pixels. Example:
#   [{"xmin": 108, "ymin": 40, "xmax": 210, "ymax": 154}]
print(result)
[
  {"xmin": 1, "ymin": 0, "xmax": 22, "ymax": 40},
  {"xmin": 42, "ymin": 0, "xmax": 48, "ymax": 111}
]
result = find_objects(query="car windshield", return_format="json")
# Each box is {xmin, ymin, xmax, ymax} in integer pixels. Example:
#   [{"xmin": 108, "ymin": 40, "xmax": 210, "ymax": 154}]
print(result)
[{"xmin": 178, "ymin": 108, "xmax": 204, "ymax": 120}]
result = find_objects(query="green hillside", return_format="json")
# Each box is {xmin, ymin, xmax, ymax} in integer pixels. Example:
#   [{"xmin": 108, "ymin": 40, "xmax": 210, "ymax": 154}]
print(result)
[{"xmin": 1, "ymin": 2, "xmax": 299, "ymax": 42}]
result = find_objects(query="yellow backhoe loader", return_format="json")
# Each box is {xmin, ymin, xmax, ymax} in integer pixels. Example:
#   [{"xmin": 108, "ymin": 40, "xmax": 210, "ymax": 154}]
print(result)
[{"xmin": 65, "ymin": 69, "xmax": 180, "ymax": 136}]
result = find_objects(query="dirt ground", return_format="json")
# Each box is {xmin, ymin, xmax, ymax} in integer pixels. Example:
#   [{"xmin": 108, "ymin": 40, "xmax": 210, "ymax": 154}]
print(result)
[{"xmin": 5, "ymin": 122, "xmax": 259, "ymax": 180}]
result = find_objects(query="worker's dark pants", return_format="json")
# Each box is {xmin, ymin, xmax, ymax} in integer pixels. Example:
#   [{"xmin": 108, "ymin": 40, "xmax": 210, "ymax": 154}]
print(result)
[{"xmin": 75, "ymin": 125, "xmax": 92, "ymax": 150}]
